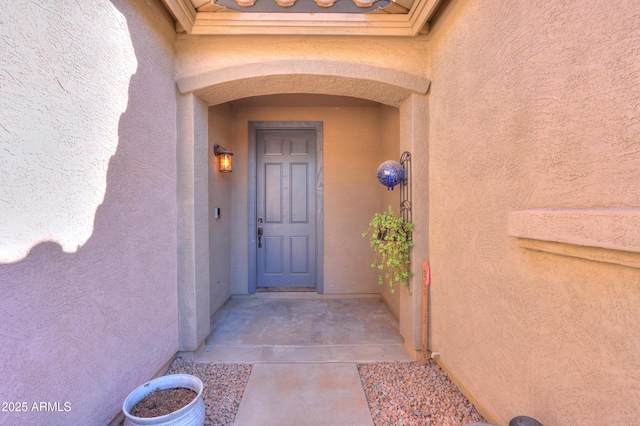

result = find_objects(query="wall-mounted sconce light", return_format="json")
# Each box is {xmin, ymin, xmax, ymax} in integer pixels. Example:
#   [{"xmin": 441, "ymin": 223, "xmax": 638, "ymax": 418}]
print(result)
[{"xmin": 213, "ymin": 144, "xmax": 233, "ymax": 173}]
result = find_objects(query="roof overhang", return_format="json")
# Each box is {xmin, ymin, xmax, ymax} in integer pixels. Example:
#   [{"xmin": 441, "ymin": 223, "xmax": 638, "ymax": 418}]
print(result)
[{"xmin": 161, "ymin": 0, "xmax": 442, "ymax": 36}]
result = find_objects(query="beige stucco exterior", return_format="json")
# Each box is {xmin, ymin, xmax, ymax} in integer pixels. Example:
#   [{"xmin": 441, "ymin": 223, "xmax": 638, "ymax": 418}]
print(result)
[
  {"xmin": 175, "ymin": 35, "xmax": 429, "ymax": 81},
  {"xmin": 0, "ymin": 0, "xmax": 179, "ymax": 424},
  {"xmin": 1, "ymin": 0, "xmax": 639, "ymax": 424},
  {"xmin": 427, "ymin": 0, "xmax": 640, "ymax": 424}
]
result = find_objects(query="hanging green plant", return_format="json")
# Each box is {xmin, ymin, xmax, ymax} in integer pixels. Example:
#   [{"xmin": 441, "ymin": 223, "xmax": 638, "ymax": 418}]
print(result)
[{"xmin": 362, "ymin": 205, "xmax": 414, "ymax": 293}]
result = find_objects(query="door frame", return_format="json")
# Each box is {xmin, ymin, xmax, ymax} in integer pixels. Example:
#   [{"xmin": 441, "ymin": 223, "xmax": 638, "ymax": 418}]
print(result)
[{"xmin": 248, "ymin": 121, "xmax": 324, "ymax": 294}]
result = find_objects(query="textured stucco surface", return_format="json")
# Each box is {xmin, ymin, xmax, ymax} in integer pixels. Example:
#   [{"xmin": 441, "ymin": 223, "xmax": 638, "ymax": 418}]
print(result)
[
  {"xmin": 175, "ymin": 36, "xmax": 430, "ymax": 108},
  {"xmin": 399, "ymin": 94, "xmax": 429, "ymax": 351},
  {"xmin": 0, "ymin": 3, "xmax": 136, "ymax": 262},
  {"xmin": 177, "ymin": 93, "xmax": 211, "ymax": 351},
  {"xmin": 428, "ymin": 0, "xmax": 640, "ymax": 424},
  {"xmin": 208, "ymin": 104, "xmax": 234, "ymax": 317},
  {"xmin": 509, "ymin": 208, "xmax": 640, "ymax": 253},
  {"xmin": 176, "ymin": 35, "xmax": 429, "ymax": 81},
  {"xmin": 178, "ymin": 60, "xmax": 430, "ymax": 108},
  {"xmin": 377, "ymin": 106, "xmax": 402, "ymax": 317},
  {"xmin": 0, "ymin": 1, "xmax": 178, "ymax": 424}
]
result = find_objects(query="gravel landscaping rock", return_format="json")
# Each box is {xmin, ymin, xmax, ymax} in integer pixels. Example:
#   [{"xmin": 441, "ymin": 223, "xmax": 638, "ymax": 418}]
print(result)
[
  {"xmin": 165, "ymin": 358, "xmax": 252, "ymax": 426},
  {"xmin": 165, "ymin": 358, "xmax": 485, "ymax": 426},
  {"xmin": 358, "ymin": 360, "xmax": 486, "ymax": 426}
]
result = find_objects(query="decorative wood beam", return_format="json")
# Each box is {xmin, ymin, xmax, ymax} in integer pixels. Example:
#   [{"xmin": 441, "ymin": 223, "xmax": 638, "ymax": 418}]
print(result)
[
  {"xmin": 408, "ymin": 0, "xmax": 441, "ymax": 35},
  {"xmin": 162, "ymin": 0, "xmax": 197, "ymax": 33}
]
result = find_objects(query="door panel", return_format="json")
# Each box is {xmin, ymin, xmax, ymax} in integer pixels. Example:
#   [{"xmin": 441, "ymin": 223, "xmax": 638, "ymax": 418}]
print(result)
[
  {"xmin": 257, "ymin": 129, "xmax": 316, "ymax": 288},
  {"xmin": 264, "ymin": 236, "xmax": 283, "ymax": 274},
  {"xmin": 290, "ymin": 237, "xmax": 309, "ymax": 274},
  {"xmin": 264, "ymin": 163, "xmax": 283, "ymax": 223},
  {"xmin": 290, "ymin": 163, "xmax": 308, "ymax": 223}
]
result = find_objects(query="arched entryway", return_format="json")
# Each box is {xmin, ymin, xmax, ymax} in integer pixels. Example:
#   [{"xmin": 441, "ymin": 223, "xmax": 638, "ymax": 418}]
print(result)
[{"xmin": 176, "ymin": 59, "xmax": 430, "ymax": 358}]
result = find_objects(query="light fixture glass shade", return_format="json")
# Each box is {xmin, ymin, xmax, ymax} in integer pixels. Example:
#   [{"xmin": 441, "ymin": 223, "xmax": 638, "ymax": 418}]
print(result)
[
  {"xmin": 219, "ymin": 153, "xmax": 233, "ymax": 172},
  {"xmin": 377, "ymin": 160, "xmax": 404, "ymax": 190},
  {"xmin": 214, "ymin": 144, "xmax": 234, "ymax": 173}
]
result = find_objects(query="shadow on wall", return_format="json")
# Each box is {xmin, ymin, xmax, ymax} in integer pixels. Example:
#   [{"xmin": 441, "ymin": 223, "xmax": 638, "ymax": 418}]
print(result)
[{"xmin": 0, "ymin": 0, "xmax": 178, "ymax": 424}]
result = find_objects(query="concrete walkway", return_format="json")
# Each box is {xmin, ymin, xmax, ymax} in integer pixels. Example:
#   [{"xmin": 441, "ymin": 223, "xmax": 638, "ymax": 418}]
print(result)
[{"xmin": 194, "ymin": 293, "xmax": 413, "ymax": 425}]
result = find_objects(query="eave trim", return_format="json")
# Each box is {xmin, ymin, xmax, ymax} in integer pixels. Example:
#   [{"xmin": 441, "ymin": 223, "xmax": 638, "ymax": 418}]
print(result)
[{"xmin": 163, "ymin": 0, "xmax": 439, "ymax": 35}]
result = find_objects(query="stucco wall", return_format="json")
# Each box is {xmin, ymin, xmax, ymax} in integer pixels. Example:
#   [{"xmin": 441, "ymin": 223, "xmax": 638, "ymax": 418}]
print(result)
[
  {"xmin": 176, "ymin": 35, "xmax": 428, "ymax": 82},
  {"xmin": 427, "ymin": 0, "xmax": 640, "ymax": 424},
  {"xmin": 208, "ymin": 104, "xmax": 234, "ymax": 315},
  {"xmin": 208, "ymin": 104, "xmax": 395, "ymax": 294},
  {"xmin": 0, "ymin": 1, "xmax": 178, "ymax": 424},
  {"xmin": 377, "ymin": 105, "xmax": 402, "ymax": 315}
]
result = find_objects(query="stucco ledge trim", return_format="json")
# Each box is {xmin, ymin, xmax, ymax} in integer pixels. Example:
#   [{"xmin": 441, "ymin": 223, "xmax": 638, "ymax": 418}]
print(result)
[
  {"xmin": 176, "ymin": 61, "xmax": 430, "ymax": 107},
  {"xmin": 508, "ymin": 208, "xmax": 640, "ymax": 269}
]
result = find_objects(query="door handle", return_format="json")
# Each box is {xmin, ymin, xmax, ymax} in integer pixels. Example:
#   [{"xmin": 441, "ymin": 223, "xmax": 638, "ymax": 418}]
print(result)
[{"xmin": 257, "ymin": 227, "xmax": 263, "ymax": 248}]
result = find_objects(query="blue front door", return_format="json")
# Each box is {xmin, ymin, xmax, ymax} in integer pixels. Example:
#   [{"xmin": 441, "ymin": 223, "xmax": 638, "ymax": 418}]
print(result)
[{"xmin": 256, "ymin": 128, "xmax": 317, "ymax": 289}]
